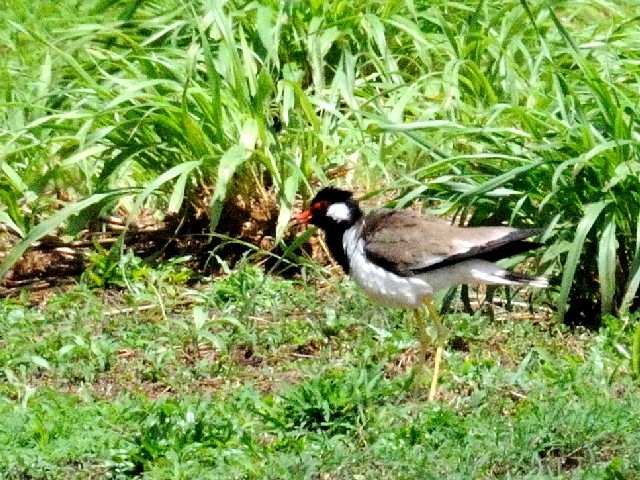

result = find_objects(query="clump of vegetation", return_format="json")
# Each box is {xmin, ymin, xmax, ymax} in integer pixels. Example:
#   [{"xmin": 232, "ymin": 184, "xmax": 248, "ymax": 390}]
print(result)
[{"xmin": 2, "ymin": 0, "xmax": 640, "ymax": 324}]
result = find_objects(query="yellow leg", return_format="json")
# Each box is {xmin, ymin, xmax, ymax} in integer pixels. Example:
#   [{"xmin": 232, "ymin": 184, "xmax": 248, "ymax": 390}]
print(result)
[
  {"xmin": 423, "ymin": 296, "xmax": 449, "ymax": 401},
  {"xmin": 413, "ymin": 308, "xmax": 430, "ymax": 386}
]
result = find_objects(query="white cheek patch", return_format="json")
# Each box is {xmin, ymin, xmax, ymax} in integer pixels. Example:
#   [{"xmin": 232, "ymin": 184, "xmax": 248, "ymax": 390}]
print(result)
[{"xmin": 326, "ymin": 202, "xmax": 352, "ymax": 223}]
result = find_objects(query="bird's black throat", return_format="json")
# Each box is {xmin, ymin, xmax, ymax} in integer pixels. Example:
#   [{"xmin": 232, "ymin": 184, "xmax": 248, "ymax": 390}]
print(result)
[
  {"xmin": 317, "ymin": 199, "xmax": 362, "ymax": 274},
  {"xmin": 323, "ymin": 228, "xmax": 352, "ymax": 274}
]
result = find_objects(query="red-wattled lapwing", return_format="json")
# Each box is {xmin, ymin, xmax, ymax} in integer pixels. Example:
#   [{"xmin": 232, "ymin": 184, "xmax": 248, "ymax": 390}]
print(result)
[{"xmin": 294, "ymin": 187, "xmax": 547, "ymax": 401}]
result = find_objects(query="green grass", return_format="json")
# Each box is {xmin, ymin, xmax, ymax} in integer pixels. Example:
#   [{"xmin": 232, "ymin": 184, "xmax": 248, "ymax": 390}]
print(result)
[
  {"xmin": 1, "ymin": 261, "xmax": 639, "ymax": 479},
  {"xmin": 2, "ymin": 0, "xmax": 640, "ymax": 475}
]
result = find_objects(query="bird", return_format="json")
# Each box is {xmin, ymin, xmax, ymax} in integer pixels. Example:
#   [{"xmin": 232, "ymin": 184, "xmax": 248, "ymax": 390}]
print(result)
[{"xmin": 293, "ymin": 187, "xmax": 547, "ymax": 401}]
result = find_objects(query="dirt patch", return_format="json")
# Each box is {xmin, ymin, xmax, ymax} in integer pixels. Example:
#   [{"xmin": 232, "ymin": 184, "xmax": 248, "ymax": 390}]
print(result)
[
  {"xmin": 0, "ymin": 186, "xmax": 297, "ymax": 300},
  {"xmin": 231, "ymin": 343, "xmax": 263, "ymax": 367},
  {"xmin": 292, "ymin": 338, "xmax": 324, "ymax": 357},
  {"xmin": 538, "ymin": 445, "xmax": 587, "ymax": 474},
  {"xmin": 384, "ymin": 347, "xmax": 424, "ymax": 378}
]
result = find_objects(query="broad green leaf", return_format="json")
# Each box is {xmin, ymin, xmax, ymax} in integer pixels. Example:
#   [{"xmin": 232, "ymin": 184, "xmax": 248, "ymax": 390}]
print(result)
[
  {"xmin": 274, "ymin": 161, "xmax": 303, "ymax": 242},
  {"xmin": 215, "ymin": 316, "xmax": 245, "ymax": 331},
  {"xmin": 289, "ymin": 80, "xmax": 320, "ymax": 131},
  {"xmin": 60, "ymin": 145, "xmax": 109, "ymax": 169},
  {"xmin": 168, "ymin": 170, "xmax": 190, "ymax": 214},
  {"xmin": 103, "ymin": 79, "xmax": 173, "ymax": 110},
  {"xmin": 603, "ymin": 159, "xmax": 640, "ymax": 193},
  {"xmin": 1, "ymin": 163, "xmax": 28, "ymax": 193},
  {"xmin": 333, "ymin": 49, "xmax": 357, "ymax": 111},
  {"xmin": 597, "ymin": 215, "xmax": 617, "ymax": 315},
  {"xmin": 128, "ymin": 161, "xmax": 202, "ymax": 225},
  {"xmin": 556, "ymin": 200, "xmax": 610, "ymax": 321},
  {"xmin": 620, "ymin": 212, "xmax": 640, "ymax": 314},
  {"xmin": 36, "ymin": 52, "xmax": 52, "ymax": 101},
  {"xmin": 389, "ymin": 84, "xmax": 419, "ymax": 124},
  {"xmin": 459, "ymin": 160, "xmax": 546, "ymax": 200},
  {"xmin": 210, "ymin": 145, "xmax": 249, "ymax": 232},
  {"xmin": 386, "ymin": 16, "xmax": 429, "ymax": 48},
  {"xmin": 0, "ymin": 211, "xmax": 24, "ymax": 237},
  {"xmin": 0, "ymin": 189, "xmax": 26, "ymax": 236},
  {"xmin": 240, "ymin": 117, "xmax": 258, "ymax": 150},
  {"xmin": 192, "ymin": 306, "xmax": 208, "ymax": 331},
  {"xmin": 31, "ymin": 355, "xmax": 51, "ymax": 370},
  {"xmin": 182, "ymin": 108, "xmax": 210, "ymax": 159},
  {"xmin": 256, "ymin": 5, "xmax": 275, "ymax": 55}
]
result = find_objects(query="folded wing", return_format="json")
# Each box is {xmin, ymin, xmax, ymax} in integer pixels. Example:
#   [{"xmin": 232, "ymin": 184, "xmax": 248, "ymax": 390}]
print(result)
[{"xmin": 361, "ymin": 209, "xmax": 542, "ymax": 277}]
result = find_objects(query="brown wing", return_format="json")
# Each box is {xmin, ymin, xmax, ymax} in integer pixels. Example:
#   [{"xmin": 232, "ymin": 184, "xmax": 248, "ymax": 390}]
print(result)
[{"xmin": 361, "ymin": 209, "xmax": 542, "ymax": 277}]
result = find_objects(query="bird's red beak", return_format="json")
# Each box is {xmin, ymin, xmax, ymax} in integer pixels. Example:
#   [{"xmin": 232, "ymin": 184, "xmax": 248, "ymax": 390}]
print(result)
[{"xmin": 292, "ymin": 209, "xmax": 312, "ymax": 225}]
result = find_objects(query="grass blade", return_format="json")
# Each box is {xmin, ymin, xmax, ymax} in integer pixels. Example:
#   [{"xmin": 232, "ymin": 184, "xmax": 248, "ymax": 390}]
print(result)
[
  {"xmin": 274, "ymin": 161, "xmax": 303, "ymax": 242},
  {"xmin": 209, "ymin": 145, "xmax": 249, "ymax": 232},
  {"xmin": 128, "ymin": 161, "xmax": 202, "ymax": 227}
]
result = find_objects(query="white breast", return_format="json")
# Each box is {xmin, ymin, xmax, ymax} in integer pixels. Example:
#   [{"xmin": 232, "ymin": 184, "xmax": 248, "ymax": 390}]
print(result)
[{"xmin": 342, "ymin": 226, "xmax": 432, "ymax": 308}]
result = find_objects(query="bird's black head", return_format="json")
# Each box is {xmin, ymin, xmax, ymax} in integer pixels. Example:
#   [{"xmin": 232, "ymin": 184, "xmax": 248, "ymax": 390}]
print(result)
[{"xmin": 294, "ymin": 187, "xmax": 363, "ymax": 231}]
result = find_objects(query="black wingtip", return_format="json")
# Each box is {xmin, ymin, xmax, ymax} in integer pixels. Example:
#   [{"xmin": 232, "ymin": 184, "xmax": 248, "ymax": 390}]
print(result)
[{"xmin": 502, "ymin": 270, "xmax": 548, "ymax": 288}]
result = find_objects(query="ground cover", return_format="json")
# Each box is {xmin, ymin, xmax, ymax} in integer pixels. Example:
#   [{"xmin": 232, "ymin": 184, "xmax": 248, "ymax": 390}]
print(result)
[{"xmin": 0, "ymin": 261, "xmax": 638, "ymax": 478}]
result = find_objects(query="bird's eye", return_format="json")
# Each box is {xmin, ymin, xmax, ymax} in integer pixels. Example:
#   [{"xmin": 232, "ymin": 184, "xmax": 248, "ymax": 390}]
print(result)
[{"xmin": 311, "ymin": 201, "xmax": 329, "ymax": 213}]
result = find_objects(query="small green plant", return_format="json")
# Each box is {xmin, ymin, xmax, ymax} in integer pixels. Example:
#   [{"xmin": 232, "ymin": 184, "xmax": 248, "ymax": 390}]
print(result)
[
  {"xmin": 209, "ymin": 259, "xmax": 265, "ymax": 305},
  {"xmin": 163, "ymin": 305, "xmax": 244, "ymax": 361},
  {"xmin": 274, "ymin": 366, "xmax": 393, "ymax": 435},
  {"xmin": 82, "ymin": 244, "xmax": 149, "ymax": 289},
  {"xmin": 121, "ymin": 399, "xmax": 236, "ymax": 472},
  {"xmin": 55, "ymin": 334, "xmax": 116, "ymax": 382}
]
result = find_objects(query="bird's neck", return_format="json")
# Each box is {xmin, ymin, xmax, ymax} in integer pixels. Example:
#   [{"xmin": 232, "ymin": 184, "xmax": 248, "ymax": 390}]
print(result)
[{"xmin": 324, "ymin": 227, "xmax": 352, "ymax": 274}]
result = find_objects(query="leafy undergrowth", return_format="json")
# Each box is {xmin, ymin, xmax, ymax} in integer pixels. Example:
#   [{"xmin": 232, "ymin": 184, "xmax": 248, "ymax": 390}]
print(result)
[{"xmin": 1, "ymin": 262, "xmax": 639, "ymax": 479}]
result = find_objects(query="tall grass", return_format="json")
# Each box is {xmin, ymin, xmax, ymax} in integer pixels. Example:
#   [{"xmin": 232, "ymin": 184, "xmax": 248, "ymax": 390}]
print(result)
[{"xmin": 1, "ymin": 0, "xmax": 640, "ymax": 324}]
